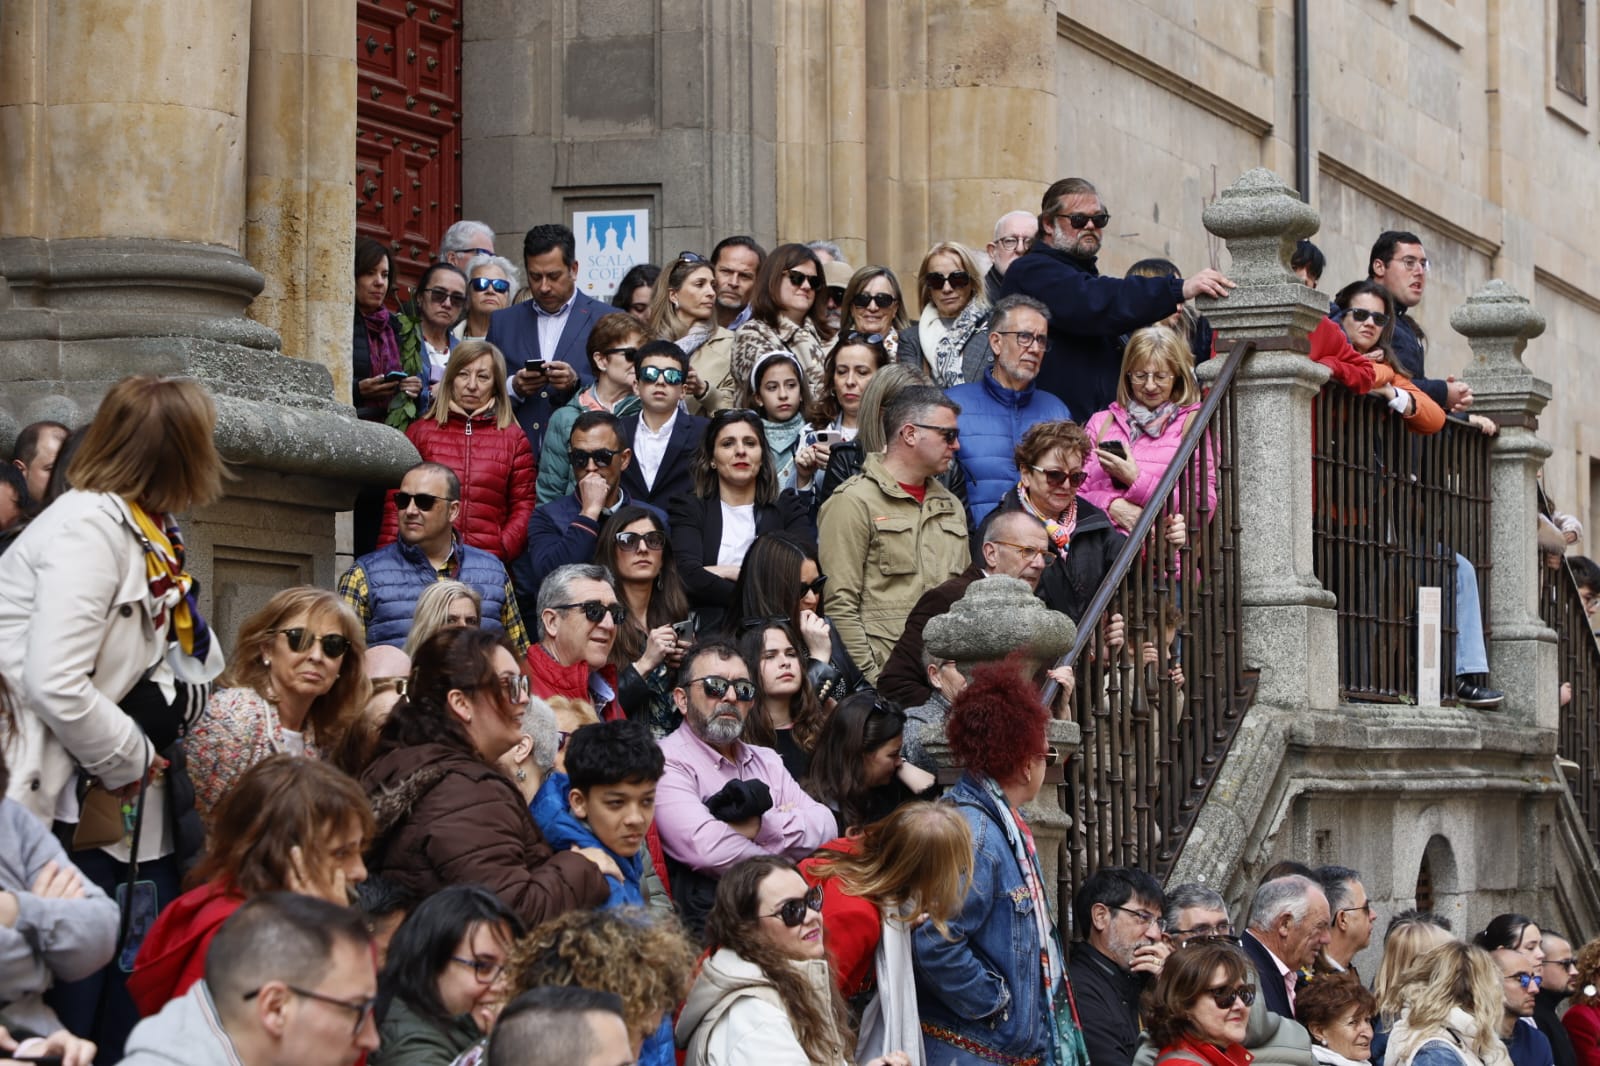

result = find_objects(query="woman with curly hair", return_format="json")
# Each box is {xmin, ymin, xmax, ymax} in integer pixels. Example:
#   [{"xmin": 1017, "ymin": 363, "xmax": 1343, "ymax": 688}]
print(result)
[
  {"xmin": 737, "ymin": 620, "xmax": 827, "ymax": 779},
  {"xmin": 912, "ymin": 660, "xmax": 1086, "ymax": 1066},
  {"xmin": 503, "ymin": 906, "xmax": 697, "ymax": 1066},
  {"xmin": 1141, "ymin": 938, "xmax": 1254, "ymax": 1066},
  {"xmin": 1383, "ymin": 941, "xmax": 1512, "ymax": 1066},
  {"xmin": 1561, "ymin": 936, "xmax": 1600, "ymax": 1066},
  {"xmin": 803, "ymin": 693, "xmax": 936, "ymax": 835},
  {"xmin": 1297, "ymin": 973, "xmax": 1378, "ymax": 1066},
  {"xmin": 677, "ymin": 855, "xmax": 911, "ymax": 1066}
]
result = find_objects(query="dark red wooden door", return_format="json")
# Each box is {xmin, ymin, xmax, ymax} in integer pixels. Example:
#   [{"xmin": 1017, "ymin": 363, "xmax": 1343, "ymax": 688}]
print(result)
[{"xmin": 355, "ymin": 0, "xmax": 463, "ymax": 297}]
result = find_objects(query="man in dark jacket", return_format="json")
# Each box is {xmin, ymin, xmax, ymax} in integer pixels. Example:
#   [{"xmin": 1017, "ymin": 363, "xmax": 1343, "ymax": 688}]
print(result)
[
  {"xmin": 1069, "ymin": 867, "xmax": 1170, "ymax": 1066},
  {"xmin": 1536, "ymin": 932, "xmax": 1580, "ymax": 1066},
  {"xmin": 1002, "ymin": 177, "xmax": 1233, "ymax": 420},
  {"xmin": 1367, "ymin": 230, "xmax": 1471, "ymax": 415}
]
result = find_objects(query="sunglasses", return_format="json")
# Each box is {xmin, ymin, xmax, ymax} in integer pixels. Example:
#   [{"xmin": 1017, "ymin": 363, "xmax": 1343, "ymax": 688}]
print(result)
[
  {"xmin": 1029, "ymin": 464, "xmax": 1087, "ymax": 489},
  {"xmin": 764, "ymin": 883, "xmax": 825, "ymax": 927},
  {"xmin": 688, "ymin": 675, "xmax": 757, "ymax": 702},
  {"xmin": 798, "ymin": 574, "xmax": 827, "ymax": 598},
  {"xmin": 1506, "ymin": 972, "xmax": 1543, "ymax": 990},
  {"xmin": 422, "ymin": 286, "xmax": 468, "ymax": 307},
  {"xmin": 1346, "ymin": 308, "xmax": 1390, "ymax": 327},
  {"xmin": 569, "ymin": 447, "xmax": 619, "ymax": 470},
  {"xmin": 677, "ymin": 250, "xmax": 708, "ymax": 264},
  {"xmin": 1057, "ymin": 211, "xmax": 1111, "ymax": 230},
  {"xmin": 739, "ymin": 614, "xmax": 793, "ymax": 633},
  {"xmin": 615, "ymin": 530, "xmax": 666, "ymax": 552},
  {"xmin": 852, "ymin": 292, "xmax": 897, "ymax": 310},
  {"xmin": 826, "ymin": 287, "xmax": 847, "ymax": 303},
  {"xmin": 1203, "ymin": 984, "xmax": 1257, "ymax": 1010},
  {"xmin": 925, "ymin": 270, "xmax": 971, "ymax": 291},
  {"xmin": 274, "ymin": 627, "xmax": 352, "ymax": 659},
  {"xmin": 840, "ymin": 330, "xmax": 885, "ymax": 346},
  {"xmin": 911, "ymin": 423, "xmax": 960, "ymax": 444},
  {"xmin": 395, "ymin": 491, "xmax": 455, "ymax": 512},
  {"xmin": 553, "ymin": 600, "xmax": 625, "ymax": 624},
  {"xmin": 470, "ymin": 277, "xmax": 512, "ymax": 294},
  {"xmin": 468, "ymin": 673, "xmax": 531, "ymax": 706},
  {"xmin": 785, "ymin": 269, "xmax": 821, "ymax": 291},
  {"xmin": 599, "ymin": 346, "xmax": 639, "ymax": 362},
  {"xmin": 637, "ymin": 365, "xmax": 685, "ymax": 386},
  {"xmin": 712, "ymin": 407, "xmax": 762, "ymax": 423}
]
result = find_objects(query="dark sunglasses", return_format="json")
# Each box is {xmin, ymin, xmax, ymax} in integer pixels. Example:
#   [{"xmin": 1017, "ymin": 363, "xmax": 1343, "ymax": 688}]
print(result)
[
  {"xmin": 637, "ymin": 365, "xmax": 685, "ymax": 386},
  {"xmin": 395, "ymin": 491, "xmax": 455, "ymax": 512},
  {"xmin": 1058, "ymin": 211, "xmax": 1111, "ymax": 230},
  {"xmin": 1204, "ymin": 984, "xmax": 1256, "ymax": 1009},
  {"xmin": 925, "ymin": 270, "xmax": 971, "ymax": 291},
  {"xmin": 739, "ymin": 614, "xmax": 792, "ymax": 633},
  {"xmin": 868, "ymin": 701, "xmax": 906, "ymax": 723},
  {"xmin": 798, "ymin": 574, "xmax": 827, "ymax": 598},
  {"xmin": 1029, "ymin": 464, "xmax": 1088, "ymax": 489},
  {"xmin": 785, "ymin": 269, "xmax": 821, "ymax": 291},
  {"xmin": 1039, "ymin": 745, "xmax": 1060, "ymax": 766},
  {"xmin": 599, "ymin": 346, "xmax": 639, "ymax": 362},
  {"xmin": 911, "ymin": 422, "xmax": 960, "ymax": 444},
  {"xmin": 553, "ymin": 600, "xmax": 626, "ymax": 624},
  {"xmin": 1346, "ymin": 308, "xmax": 1390, "ymax": 327},
  {"xmin": 712, "ymin": 407, "xmax": 762, "ymax": 423},
  {"xmin": 688, "ymin": 675, "xmax": 757, "ymax": 702},
  {"xmin": 615, "ymin": 530, "xmax": 666, "ymax": 552},
  {"xmin": 422, "ymin": 286, "xmax": 468, "ymax": 307},
  {"xmin": 569, "ymin": 447, "xmax": 619, "ymax": 469},
  {"xmin": 274, "ymin": 627, "xmax": 352, "ymax": 659},
  {"xmin": 677, "ymin": 250, "xmax": 708, "ymax": 264},
  {"xmin": 470, "ymin": 277, "xmax": 512, "ymax": 294},
  {"xmin": 764, "ymin": 883, "xmax": 825, "ymax": 927},
  {"xmin": 852, "ymin": 292, "xmax": 897, "ymax": 310},
  {"xmin": 840, "ymin": 330, "xmax": 885, "ymax": 345},
  {"xmin": 826, "ymin": 287, "xmax": 847, "ymax": 303}
]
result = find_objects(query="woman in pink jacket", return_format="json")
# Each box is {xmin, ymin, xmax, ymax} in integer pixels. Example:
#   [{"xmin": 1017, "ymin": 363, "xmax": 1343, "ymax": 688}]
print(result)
[{"xmin": 1080, "ymin": 326, "xmax": 1217, "ymax": 532}]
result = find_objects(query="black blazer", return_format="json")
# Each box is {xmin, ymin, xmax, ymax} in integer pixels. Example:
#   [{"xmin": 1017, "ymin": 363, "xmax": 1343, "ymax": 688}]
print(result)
[
  {"xmin": 619, "ymin": 412, "xmax": 707, "ymax": 512},
  {"xmin": 667, "ymin": 488, "xmax": 817, "ymax": 634},
  {"xmin": 1240, "ymin": 931, "xmax": 1295, "ymax": 1020}
]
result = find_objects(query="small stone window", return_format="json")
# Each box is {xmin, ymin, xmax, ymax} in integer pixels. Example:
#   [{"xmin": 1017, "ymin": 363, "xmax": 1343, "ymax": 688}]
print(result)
[{"xmin": 1557, "ymin": 0, "xmax": 1587, "ymax": 103}]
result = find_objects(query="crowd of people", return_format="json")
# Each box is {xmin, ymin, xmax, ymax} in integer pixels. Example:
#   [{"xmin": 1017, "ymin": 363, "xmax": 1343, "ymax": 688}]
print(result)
[{"xmin": 0, "ymin": 175, "xmax": 1574, "ymax": 1066}]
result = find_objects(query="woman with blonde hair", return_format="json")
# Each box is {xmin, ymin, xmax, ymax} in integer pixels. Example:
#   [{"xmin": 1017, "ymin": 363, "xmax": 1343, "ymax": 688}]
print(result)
[
  {"xmin": 1383, "ymin": 941, "xmax": 1511, "ymax": 1066},
  {"xmin": 896, "ymin": 242, "xmax": 991, "ymax": 387},
  {"xmin": 648, "ymin": 252, "xmax": 735, "ymax": 415},
  {"xmin": 187, "ymin": 587, "xmax": 367, "ymax": 819},
  {"xmin": 377, "ymin": 338, "xmax": 536, "ymax": 561},
  {"xmin": 1374, "ymin": 912, "xmax": 1457, "ymax": 1027},
  {"xmin": 404, "ymin": 580, "xmax": 483, "ymax": 658}
]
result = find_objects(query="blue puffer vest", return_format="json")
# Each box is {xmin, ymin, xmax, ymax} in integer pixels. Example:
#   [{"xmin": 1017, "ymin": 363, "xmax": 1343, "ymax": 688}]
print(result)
[
  {"xmin": 946, "ymin": 368, "xmax": 1072, "ymax": 530},
  {"xmin": 358, "ymin": 536, "xmax": 510, "ymax": 648}
]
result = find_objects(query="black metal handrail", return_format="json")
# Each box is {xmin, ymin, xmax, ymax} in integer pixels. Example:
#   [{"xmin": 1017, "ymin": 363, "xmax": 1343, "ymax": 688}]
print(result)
[{"xmin": 1538, "ymin": 501, "xmax": 1600, "ymax": 854}]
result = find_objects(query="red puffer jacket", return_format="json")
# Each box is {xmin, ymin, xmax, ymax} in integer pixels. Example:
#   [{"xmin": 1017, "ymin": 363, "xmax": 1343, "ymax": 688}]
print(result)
[{"xmin": 379, "ymin": 408, "xmax": 537, "ymax": 560}]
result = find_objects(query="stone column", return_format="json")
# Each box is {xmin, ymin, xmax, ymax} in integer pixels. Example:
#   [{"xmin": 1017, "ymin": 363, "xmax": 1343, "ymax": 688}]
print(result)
[
  {"xmin": 1198, "ymin": 169, "xmax": 1340, "ymax": 710},
  {"xmin": 1451, "ymin": 282, "xmax": 1558, "ymax": 726}
]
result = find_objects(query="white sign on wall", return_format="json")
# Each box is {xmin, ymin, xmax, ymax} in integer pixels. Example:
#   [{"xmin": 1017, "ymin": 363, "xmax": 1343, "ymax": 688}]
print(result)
[{"xmin": 573, "ymin": 209, "xmax": 649, "ymax": 299}]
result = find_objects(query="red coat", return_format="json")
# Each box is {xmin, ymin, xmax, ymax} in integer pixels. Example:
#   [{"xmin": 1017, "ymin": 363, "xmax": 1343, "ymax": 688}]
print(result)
[
  {"xmin": 127, "ymin": 880, "xmax": 243, "ymax": 1017},
  {"xmin": 379, "ymin": 409, "xmax": 537, "ymax": 561},
  {"xmin": 799, "ymin": 835, "xmax": 883, "ymax": 998},
  {"xmin": 1308, "ymin": 315, "xmax": 1377, "ymax": 393}
]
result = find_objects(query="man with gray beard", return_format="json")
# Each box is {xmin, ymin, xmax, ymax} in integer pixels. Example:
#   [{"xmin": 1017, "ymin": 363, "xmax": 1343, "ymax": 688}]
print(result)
[{"xmin": 654, "ymin": 639, "xmax": 836, "ymax": 937}]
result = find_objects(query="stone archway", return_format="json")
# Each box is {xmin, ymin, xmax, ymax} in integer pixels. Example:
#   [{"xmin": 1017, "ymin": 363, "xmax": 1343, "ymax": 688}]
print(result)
[{"xmin": 1418, "ymin": 833, "xmax": 1467, "ymax": 932}]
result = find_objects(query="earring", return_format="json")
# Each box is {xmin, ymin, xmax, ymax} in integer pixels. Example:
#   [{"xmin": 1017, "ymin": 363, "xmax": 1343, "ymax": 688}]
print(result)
[
  {"xmin": 262, "ymin": 657, "xmax": 270, "ymax": 667},
  {"xmin": 671, "ymin": 300, "xmax": 679, "ymax": 310},
  {"xmin": 515, "ymin": 769, "xmax": 527, "ymax": 782},
  {"xmin": 1586, "ymin": 984, "xmax": 1597, "ymax": 998}
]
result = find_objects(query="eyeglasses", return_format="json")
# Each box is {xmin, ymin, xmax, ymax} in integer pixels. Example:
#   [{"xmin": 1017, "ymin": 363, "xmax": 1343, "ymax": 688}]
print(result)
[
  {"xmin": 1505, "ymin": 971, "xmax": 1543, "ymax": 990},
  {"xmin": 1547, "ymin": 958, "xmax": 1580, "ymax": 971},
  {"xmin": 395, "ymin": 491, "xmax": 455, "ymax": 512},
  {"xmin": 994, "ymin": 235, "xmax": 1034, "ymax": 252},
  {"xmin": 852, "ymin": 292, "xmax": 897, "ymax": 310},
  {"xmin": 553, "ymin": 600, "xmax": 626, "ymax": 625},
  {"xmin": 370, "ymin": 676, "xmax": 408, "ymax": 697},
  {"xmin": 826, "ymin": 287, "xmax": 846, "ymax": 304},
  {"xmin": 1128, "ymin": 371, "xmax": 1175, "ymax": 385},
  {"xmin": 785, "ymin": 269, "xmax": 821, "ymax": 291},
  {"xmin": 798, "ymin": 574, "xmax": 828, "ymax": 598},
  {"xmin": 422, "ymin": 286, "xmax": 468, "ymax": 307},
  {"xmin": 245, "ymin": 986, "xmax": 377, "ymax": 1038},
  {"xmin": 569, "ymin": 447, "xmax": 619, "ymax": 470},
  {"xmin": 840, "ymin": 330, "xmax": 886, "ymax": 345},
  {"xmin": 637, "ymin": 365, "xmax": 686, "ymax": 386},
  {"xmin": 990, "ymin": 540, "xmax": 1051, "ymax": 563},
  {"xmin": 925, "ymin": 270, "xmax": 971, "ymax": 291},
  {"xmin": 1029, "ymin": 464, "xmax": 1088, "ymax": 489},
  {"xmin": 451, "ymin": 955, "xmax": 508, "ymax": 985},
  {"xmin": 911, "ymin": 423, "xmax": 960, "ymax": 444},
  {"xmin": 1171, "ymin": 922, "xmax": 1236, "ymax": 941},
  {"xmin": 995, "ymin": 330, "xmax": 1050, "ymax": 351},
  {"xmin": 1336, "ymin": 902, "xmax": 1376, "ymax": 918},
  {"xmin": 463, "ymin": 247, "xmax": 496, "ymax": 258},
  {"xmin": 1114, "ymin": 905, "xmax": 1168, "ymax": 931},
  {"xmin": 1203, "ymin": 984, "xmax": 1257, "ymax": 1010},
  {"xmin": 764, "ymin": 883, "xmax": 825, "ymax": 927},
  {"xmin": 615, "ymin": 530, "xmax": 667, "ymax": 552},
  {"xmin": 599, "ymin": 346, "xmax": 639, "ymax": 362},
  {"xmin": 274, "ymin": 628, "xmax": 352, "ymax": 659},
  {"xmin": 1056, "ymin": 211, "xmax": 1111, "ymax": 230},
  {"xmin": 1038, "ymin": 746, "xmax": 1060, "ymax": 766},
  {"xmin": 688, "ymin": 675, "xmax": 757, "ymax": 702},
  {"xmin": 470, "ymin": 277, "xmax": 512, "ymax": 294},
  {"xmin": 1391, "ymin": 255, "xmax": 1430, "ymax": 273},
  {"xmin": 1345, "ymin": 308, "xmax": 1390, "ymax": 327}
]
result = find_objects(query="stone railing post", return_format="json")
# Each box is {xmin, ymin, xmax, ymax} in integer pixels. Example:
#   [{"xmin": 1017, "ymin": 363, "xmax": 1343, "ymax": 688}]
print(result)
[
  {"xmin": 1197, "ymin": 169, "xmax": 1340, "ymax": 710},
  {"xmin": 1452, "ymin": 282, "xmax": 1558, "ymax": 726}
]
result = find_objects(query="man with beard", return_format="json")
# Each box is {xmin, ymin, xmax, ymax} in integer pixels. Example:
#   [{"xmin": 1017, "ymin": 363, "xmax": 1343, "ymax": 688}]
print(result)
[
  {"xmin": 1069, "ymin": 867, "xmax": 1172, "ymax": 1066},
  {"xmin": 1537, "ymin": 932, "xmax": 1580, "ymax": 1066},
  {"xmin": 1002, "ymin": 177, "xmax": 1233, "ymax": 420}
]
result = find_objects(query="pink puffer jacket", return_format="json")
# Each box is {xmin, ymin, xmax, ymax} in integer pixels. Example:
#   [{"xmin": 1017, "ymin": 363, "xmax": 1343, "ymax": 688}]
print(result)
[{"xmin": 1080, "ymin": 401, "xmax": 1217, "ymax": 529}]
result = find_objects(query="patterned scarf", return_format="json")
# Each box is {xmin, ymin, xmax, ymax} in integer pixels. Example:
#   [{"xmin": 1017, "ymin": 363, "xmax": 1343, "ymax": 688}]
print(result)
[
  {"xmin": 1016, "ymin": 480, "xmax": 1078, "ymax": 559},
  {"xmin": 677, "ymin": 321, "xmax": 714, "ymax": 356},
  {"xmin": 924, "ymin": 301, "xmax": 990, "ymax": 387},
  {"xmin": 127, "ymin": 501, "xmax": 215, "ymax": 668},
  {"xmin": 362, "ymin": 309, "xmax": 402, "ymax": 376},
  {"xmin": 1124, "ymin": 400, "xmax": 1180, "ymax": 442},
  {"xmin": 762, "ymin": 410, "xmax": 808, "ymax": 489}
]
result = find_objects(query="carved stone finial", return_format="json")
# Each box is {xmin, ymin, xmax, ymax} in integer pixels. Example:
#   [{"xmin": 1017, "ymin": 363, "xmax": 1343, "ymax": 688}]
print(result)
[
  {"xmin": 1197, "ymin": 168, "xmax": 1327, "ymax": 341},
  {"xmin": 923, "ymin": 575, "xmax": 1076, "ymax": 668},
  {"xmin": 1449, "ymin": 279, "xmax": 1547, "ymax": 368}
]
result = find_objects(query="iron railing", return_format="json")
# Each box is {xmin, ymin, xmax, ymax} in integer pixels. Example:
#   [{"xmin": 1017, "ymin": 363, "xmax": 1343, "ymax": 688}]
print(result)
[
  {"xmin": 1045, "ymin": 339, "xmax": 1252, "ymax": 910},
  {"xmin": 1310, "ymin": 388, "xmax": 1493, "ymax": 703},
  {"xmin": 1539, "ymin": 521, "xmax": 1600, "ymax": 854}
]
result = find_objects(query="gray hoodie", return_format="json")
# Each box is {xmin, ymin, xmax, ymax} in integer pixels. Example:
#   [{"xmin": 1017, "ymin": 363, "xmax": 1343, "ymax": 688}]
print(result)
[
  {"xmin": 118, "ymin": 981, "xmax": 244, "ymax": 1066},
  {"xmin": 0, "ymin": 797, "xmax": 118, "ymax": 1035}
]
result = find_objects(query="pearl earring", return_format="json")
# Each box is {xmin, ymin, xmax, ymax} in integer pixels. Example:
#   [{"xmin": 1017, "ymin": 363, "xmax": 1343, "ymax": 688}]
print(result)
[
  {"xmin": 1585, "ymin": 984, "xmax": 1597, "ymax": 998},
  {"xmin": 671, "ymin": 300, "xmax": 679, "ymax": 310},
  {"xmin": 262, "ymin": 657, "xmax": 270, "ymax": 667}
]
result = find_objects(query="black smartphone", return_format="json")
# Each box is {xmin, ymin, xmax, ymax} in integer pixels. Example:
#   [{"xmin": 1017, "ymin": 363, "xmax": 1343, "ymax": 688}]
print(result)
[
  {"xmin": 383, "ymin": 370, "xmax": 409, "ymax": 383},
  {"xmin": 1099, "ymin": 440, "xmax": 1128, "ymax": 459},
  {"xmin": 671, "ymin": 620, "xmax": 696, "ymax": 642}
]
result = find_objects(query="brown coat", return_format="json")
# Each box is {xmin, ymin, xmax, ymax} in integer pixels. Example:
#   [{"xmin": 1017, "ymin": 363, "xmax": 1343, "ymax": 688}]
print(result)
[{"xmin": 363, "ymin": 741, "xmax": 608, "ymax": 927}]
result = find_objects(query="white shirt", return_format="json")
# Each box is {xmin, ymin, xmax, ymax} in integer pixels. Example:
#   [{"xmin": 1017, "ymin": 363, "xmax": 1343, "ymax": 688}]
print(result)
[
  {"xmin": 718, "ymin": 502, "xmax": 757, "ymax": 567},
  {"xmin": 279, "ymin": 728, "xmax": 307, "ymax": 757},
  {"xmin": 424, "ymin": 339, "xmax": 451, "ymax": 384},
  {"xmin": 535, "ymin": 294, "xmax": 577, "ymax": 362},
  {"xmin": 633, "ymin": 408, "xmax": 679, "ymax": 490}
]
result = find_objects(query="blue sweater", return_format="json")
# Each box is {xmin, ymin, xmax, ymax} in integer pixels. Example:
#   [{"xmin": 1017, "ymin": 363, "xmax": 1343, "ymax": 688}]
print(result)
[{"xmin": 946, "ymin": 368, "xmax": 1071, "ymax": 528}]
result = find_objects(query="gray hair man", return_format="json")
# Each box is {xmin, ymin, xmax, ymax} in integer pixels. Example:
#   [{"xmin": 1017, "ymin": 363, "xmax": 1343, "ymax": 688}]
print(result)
[
  {"xmin": 1316, "ymin": 865, "xmax": 1375, "ymax": 978},
  {"xmin": 985, "ymin": 209, "xmax": 1037, "ymax": 303},
  {"xmin": 1164, "ymin": 882, "xmax": 1234, "ymax": 946},
  {"xmin": 439, "ymin": 219, "xmax": 496, "ymax": 270},
  {"xmin": 1241, "ymin": 875, "xmax": 1331, "ymax": 1019}
]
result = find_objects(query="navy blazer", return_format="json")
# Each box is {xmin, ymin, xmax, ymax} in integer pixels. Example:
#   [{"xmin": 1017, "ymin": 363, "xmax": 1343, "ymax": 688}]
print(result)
[
  {"xmin": 511, "ymin": 491, "xmax": 669, "ymax": 622},
  {"xmin": 485, "ymin": 291, "xmax": 610, "ymax": 458},
  {"xmin": 1240, "ymin": 931, "xmax": 1296, "ymax": 1021},
  {"xmin": 618, "ymin": 412, "xmax": 707, "ymax": 512}
]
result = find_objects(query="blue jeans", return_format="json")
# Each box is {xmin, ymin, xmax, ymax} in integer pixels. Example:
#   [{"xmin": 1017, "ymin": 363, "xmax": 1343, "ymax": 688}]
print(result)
[{"xmin": 1454, "ymin": 552, "xmax": 1489, "ymax": 676}]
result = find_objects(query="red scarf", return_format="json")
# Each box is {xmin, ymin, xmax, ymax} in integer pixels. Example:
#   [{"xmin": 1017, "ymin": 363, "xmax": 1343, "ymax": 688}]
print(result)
[{"xmin": 525, "ymin": 645, "xmax": 620, "ymax": 720}]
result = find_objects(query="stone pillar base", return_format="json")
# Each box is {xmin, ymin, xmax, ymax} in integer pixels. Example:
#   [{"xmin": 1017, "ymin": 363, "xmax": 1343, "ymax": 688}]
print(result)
[{"xmin": 1242, "ymin": 601, "xmax": 1340, "ymax": 711}]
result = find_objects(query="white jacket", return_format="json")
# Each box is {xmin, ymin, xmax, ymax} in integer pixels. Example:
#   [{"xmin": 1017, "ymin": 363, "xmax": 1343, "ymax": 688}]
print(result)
[
  {"xmin": 676, "ymin": 948, "xmax": 846, "ymax": 1066},
  {"xmin": 0, "ymin": 490, "xmax": 163, "ymax": 822}
]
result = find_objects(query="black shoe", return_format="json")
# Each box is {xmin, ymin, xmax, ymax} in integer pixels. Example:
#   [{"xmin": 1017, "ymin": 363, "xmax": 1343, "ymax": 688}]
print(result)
[{"xmin": 1456, "ymin": 679, "xmax": 1504, "ymax": 709}]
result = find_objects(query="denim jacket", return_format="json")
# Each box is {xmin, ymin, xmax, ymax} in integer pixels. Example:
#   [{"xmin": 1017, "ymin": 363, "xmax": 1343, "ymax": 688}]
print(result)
[{"xmin": 913, "ymin": 773, "xmax": 1058, "ymax": 1066}]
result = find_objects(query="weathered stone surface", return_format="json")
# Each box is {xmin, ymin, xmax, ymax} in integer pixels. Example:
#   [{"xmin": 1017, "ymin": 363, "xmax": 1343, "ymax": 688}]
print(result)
[{"xmin": 924, "ymin": 575, "xmax": 1077, "ymax": 667}]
